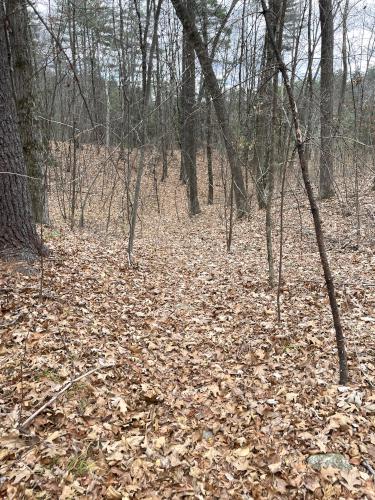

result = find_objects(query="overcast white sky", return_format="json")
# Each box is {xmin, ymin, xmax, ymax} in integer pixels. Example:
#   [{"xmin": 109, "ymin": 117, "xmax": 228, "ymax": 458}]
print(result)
[{"xmin": 34, "ymin": 0, "xmax": 375, "ymax": 77}]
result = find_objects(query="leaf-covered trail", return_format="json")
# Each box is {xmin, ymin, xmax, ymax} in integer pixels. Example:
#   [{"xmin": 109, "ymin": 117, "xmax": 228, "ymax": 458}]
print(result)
[{"xmin": 1, "ymin": 181, "xmax": 375, "ymax": 498}]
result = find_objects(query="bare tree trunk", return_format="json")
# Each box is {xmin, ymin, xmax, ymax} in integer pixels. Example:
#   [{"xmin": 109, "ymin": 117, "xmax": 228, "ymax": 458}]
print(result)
[
  {"xmin": 319, "ymin": 0, "xmax": 335, "ymax": 199},
  {"xmin": 263, "ymin": 0, "xmax": 286, "ymax": 287},
  {"xmin": 336, "ymin": 0, "xmax": 349, "ymax": 131},
  {"xmin": 68, "ymin": 0, "xmax": 78, "ymax": 229},
  {"xmin": 261, "ymin": 0, "xmax": 349, "ymax": 385},
  {"xmin": 6, "ymin": 0, "xmax": 49, "ymax": 224},
  {"xmin": 181, "ymin": 0, "xmax": 200, "ymax": 215},
  {"xmin": 180, "ymin": 29, "xmax": 188, "ymax": 185},
  {"xmin": 155, "ymin": 36, "xmax": 168, "ymax": 182},
  {"xmin": 206, "ymin": 97, "xmax": 214, "ymax": 205},
  {"xmin": 202, "ymin": 2, "xmax": 213, "ymax": 205},
  {"xmin": 105, "ymin": 72, "xmax": 110, "ymax": 152},
  {"xmin": 0, "ymin": 3, "xmax": 46, "ymax": 260},
  {"xmin": 305, "ymin": 0, "xmax": 314, "ymax": 161},
  {"xmin": 171, "ymin": 0, "xmax": 247, "ymax": 217},
  {"xmin": 255, "ymin": 0, "xmax": 278, "ymax": 209}
]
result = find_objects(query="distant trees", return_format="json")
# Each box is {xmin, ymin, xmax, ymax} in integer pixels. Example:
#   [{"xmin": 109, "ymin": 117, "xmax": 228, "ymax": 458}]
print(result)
[
  {"xmin": 171, "ymin": 0, "xmax": 248, "ymax": 217},
  {"xmin": 0, "ymin": 3, "xmax": 46, "ymax": 260},
  {"xmin": 2, "ymin": 0, "xmax": 374, "ymax": 259}
]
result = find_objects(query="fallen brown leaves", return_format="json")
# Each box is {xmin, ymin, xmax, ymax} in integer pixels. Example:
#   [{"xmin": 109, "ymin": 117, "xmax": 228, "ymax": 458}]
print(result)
[{"xmin": 0, "ymin": 161, "xmax": 375, "ymax": 498}]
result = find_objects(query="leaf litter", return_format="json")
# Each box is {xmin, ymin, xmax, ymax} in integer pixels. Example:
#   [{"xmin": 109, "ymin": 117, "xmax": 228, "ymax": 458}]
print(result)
[{"xmin": 0, "ymin": 163, "xmax": 375, "ymax": 498}]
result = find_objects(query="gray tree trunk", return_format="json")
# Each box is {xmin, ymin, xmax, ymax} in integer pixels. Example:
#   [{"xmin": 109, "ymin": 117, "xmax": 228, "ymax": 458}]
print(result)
[
  {"xmin": 181, "ymin": 0, "xmax": 200, "ymax": 215},
  {"xmin": 6, "ymin": 0, "xmax": 49, "ymax": 223},
  {"xmin": 319, "ymin": 0, "xmax": 335, "ymax": 198},
  {"xmin": 202, "ymin": 5, "xmax": 213, "ymax": 205},
  {"xmin": 255, "ymin": 0, "xmax": 284, "ymax": 210},
  {"xmin": 0, "ymin": 4, "xmax": 46, "ymax": 260},
  {"xmin": 206, "ymin": 97, "xmax": 214, "ymax": 205}
]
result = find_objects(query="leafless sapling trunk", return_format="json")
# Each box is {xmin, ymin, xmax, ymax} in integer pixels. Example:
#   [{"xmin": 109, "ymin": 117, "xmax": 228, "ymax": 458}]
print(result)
[{"xmin": 261, "ymin": 0, "xmax": 349, "ymax": 385}]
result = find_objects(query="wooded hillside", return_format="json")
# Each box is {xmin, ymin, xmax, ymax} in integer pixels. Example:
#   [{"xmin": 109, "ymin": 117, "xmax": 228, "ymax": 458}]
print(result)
[{"xmin": 1, "ymin": 0, "xmax": 375, "ymax": 497}]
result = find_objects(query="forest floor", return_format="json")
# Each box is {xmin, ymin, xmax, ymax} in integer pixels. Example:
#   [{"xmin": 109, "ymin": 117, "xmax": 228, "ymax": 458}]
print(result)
[{"xmin": 1, "ymin": 155, "xmax": 375, "ymax": 499}]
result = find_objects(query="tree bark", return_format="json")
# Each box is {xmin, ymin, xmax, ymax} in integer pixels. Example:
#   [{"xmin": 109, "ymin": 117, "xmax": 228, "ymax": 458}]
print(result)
[
  {"xmin": 336, "ymin": 0, "xmax": 349, "ymax": 132},
  {"xmin": 155, "ymin": 35, "xmax": 168, "ymax": 182},
  {"xmin": 206, "ymin": 96, "xmax": 214, "ymax": 205},
  {"xmin": 202, "ymin": 5, "xmax": 213, "ymax": 205},
  {"xmin": 181, "ymin": 0, "xmax": 200, "ymax": 215},
  {"xmin": 0, "ymin": 4, "xmax": 46, "ymax": 260},
  {"xmin": 265, "ymin": 0, "xmax": 286, "ymax": 286},
  {"xmin": 6, "ymin": 0, "xmax": 48, "ymax": 223},
  {"xmin": 319, "ymin": 0, "xmax": 335, "ymax": 199},
  {"xmin": 171, "ymin": 0, "xmax": 247, "ymax": 217}
]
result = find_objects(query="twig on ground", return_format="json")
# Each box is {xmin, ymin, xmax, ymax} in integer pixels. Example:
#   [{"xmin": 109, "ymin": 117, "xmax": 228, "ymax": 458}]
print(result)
[
  {"xmin": 0, "ymin": 312, "xmax": 25, "ymax": 328},
  {"xmin": 19, "ymin": 363, "xmax": 116, "ymax": 430},
  {"xmin": 362, "ymin": 460, "xmax": 375, "ymax": 481}
]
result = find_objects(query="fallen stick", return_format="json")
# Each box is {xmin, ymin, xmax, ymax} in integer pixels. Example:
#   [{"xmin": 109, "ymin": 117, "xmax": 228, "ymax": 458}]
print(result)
[
  {"xmin": 19, "ymin": 363, "xmax": 115, "ymax": 430},
  {"xmin": 0, "ymin": 312, "xmax": 25, "ymax": 328},
  {"xmin": 362, "ymin": 460, "xmax": 375, "ymax": 481}
]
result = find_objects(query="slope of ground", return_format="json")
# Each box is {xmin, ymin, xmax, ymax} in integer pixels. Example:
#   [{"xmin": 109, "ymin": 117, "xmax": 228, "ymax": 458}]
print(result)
[{"xmin": 1, "ymin": 162, "xmax": 375, "ymax": 498}]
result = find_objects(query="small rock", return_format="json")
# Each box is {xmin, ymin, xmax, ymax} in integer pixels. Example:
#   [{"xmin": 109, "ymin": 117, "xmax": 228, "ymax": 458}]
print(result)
[
  {"xmin": 307, "ymin": 453, "xmax": 351, "ymax": 471},
  {"xmin": 202, "ymin": 429, "xmax": 213, "ymax": 440}
]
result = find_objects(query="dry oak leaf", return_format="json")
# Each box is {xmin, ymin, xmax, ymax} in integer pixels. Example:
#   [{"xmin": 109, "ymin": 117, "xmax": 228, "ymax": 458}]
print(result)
[
  {"xmin": 268, "ymin": 459, "xmax": 282, "ymax": 474},
  {"xmin": 321, "ymin": 483, "xmax": 342, "ymax": 498},
  {"xmin": 325, "ymin": 413, "xmax": 352, "ymax": 432},
  {"xmin": 106, "ymin": 450, "xmax": 124, "ymax": 463},
  {"xmin": 111, "ymin": 397, "xmax": 128, "ymax": 415},
  {"xmin": 60, "ymin": 485, "xmax": 76, "ymax": 500},
  {"xmin": 106, "ymin": 485, "xmax": 124, "ymax": 499},
  {"xmin": 273, "ymin": 477, "xmax": 288, "ymax": 494},
  {"xmin": 204, "ymin": 446, "xmax": 220, "ymax": 463},
  {"xmin": 360, "ymin": 480, "xmax": 375, "ymax": 499},
  {"xmin": 234, "ymin": 446, "xmax": 251, "ymax": 458},
  {"xmin": 232, "ymin": 457, "xmax": 251, "ymax": 471},
  {"xmin": 341, "ymin": 468, "xmax": 362, "ymax": 491},
  {"xmin": 304, "ymin": 474, "xmax": 321, "ymax": 492},
  {"xmin": 125, "ymin": 435, "xmax": 144, "ymax": 449},
  {"xmin": 153, "ymin": 436, "xmax": 166, "ymax": 449}
]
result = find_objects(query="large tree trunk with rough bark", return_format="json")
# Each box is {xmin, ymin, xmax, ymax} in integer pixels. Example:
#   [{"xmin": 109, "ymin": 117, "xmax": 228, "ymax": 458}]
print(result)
[
  {"xmin": 319, "ymin": 0, "xmax": 335, "ymax": 199},
  {"xmin": 6, "ymin": 0, "xmax": 49, "ymax": 223},
  {"xmin": 170, "ymin": 0, "xmax": 247, "ymax": 217},
  {"xmin": 0, "ymin": 4, "xmax": 46, "ymax": 260}
]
